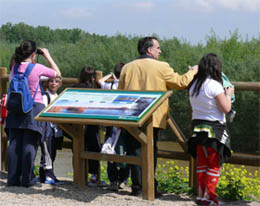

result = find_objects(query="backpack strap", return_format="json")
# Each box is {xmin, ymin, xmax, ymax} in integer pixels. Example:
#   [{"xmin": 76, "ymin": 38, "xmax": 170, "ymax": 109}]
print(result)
[
  {"xmin": 22, "ymin": 63, "xmax": 45, "ymax": 96},
  {"xmin": 13, "ymin": 64, "xmax": 20, "ymax": 75},
  {"xmin": 13, "ymin": 63, "xmax": 35, "ymax": 76},
  {"xmin": 24, "ymin": 63, "xmax": 35, "ymax": 77},
  {"xmin": 24, "ymin": 63, "xmax": 40, "ymax": 101},
  {"xmin": 39, "ymin": 82, "xmax": 45, "ymax": 95},
  {"xmin": 110, "ymin": 81, "xmax": 114, "ymax": 89},
  {"xmin": 45, "ymin": 92, "xmax": 51, "ymax": 105}
]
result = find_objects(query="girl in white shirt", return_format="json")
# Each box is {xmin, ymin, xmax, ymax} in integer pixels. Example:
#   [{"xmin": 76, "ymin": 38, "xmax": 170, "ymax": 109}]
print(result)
[{"xmin": 187, "ymin": 53, "xmax": 234, "ymax": 206}]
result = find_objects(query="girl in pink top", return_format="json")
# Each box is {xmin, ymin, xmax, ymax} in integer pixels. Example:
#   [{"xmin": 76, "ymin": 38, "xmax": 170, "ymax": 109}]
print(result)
[{"xmin": 6, "ymin": 40, "xmax": 61, "ymax": 188}]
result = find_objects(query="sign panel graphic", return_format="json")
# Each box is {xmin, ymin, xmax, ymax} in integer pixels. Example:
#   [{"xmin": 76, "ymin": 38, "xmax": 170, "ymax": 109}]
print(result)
[{"xmin": 40, "ymin": 89, "xmax": 166, "ymax": 121}]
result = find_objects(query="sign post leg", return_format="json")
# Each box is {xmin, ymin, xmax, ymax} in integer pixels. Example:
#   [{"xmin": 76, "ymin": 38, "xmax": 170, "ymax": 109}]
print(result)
[{"xmin": 141, "ymin": 117, "xmax": 154, "ymax": 200}]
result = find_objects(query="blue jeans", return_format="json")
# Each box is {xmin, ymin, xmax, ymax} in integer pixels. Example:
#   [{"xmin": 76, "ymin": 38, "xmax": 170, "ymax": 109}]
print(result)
[
  {"xmin": 85, "ymin": 125, "xmax": 100, "ymax": 175},
  {"xmin": 7, "ymin": 128, "xmax": 40, "ymax": 187}
]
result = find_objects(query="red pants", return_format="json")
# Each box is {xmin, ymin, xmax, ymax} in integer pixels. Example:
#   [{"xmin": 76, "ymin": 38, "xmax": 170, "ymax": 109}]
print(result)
[{"xmin": 196, "ymin": 145, "xmax": 220, "ymax": 204}]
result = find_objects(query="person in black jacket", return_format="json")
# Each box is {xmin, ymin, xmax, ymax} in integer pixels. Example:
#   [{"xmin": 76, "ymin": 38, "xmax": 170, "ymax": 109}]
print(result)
[{"xmin": 98, "ymin": 63, "xmax": 130, "ymax": 191}]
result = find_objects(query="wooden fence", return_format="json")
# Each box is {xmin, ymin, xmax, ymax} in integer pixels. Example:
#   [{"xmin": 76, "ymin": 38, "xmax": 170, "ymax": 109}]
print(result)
[{"xmin": 1, "ymin": 66, "xmax": 260, "ymax": 188}]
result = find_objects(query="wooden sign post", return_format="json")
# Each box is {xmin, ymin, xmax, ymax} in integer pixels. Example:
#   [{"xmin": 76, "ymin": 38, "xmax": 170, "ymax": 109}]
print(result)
[{"xmin": 35, "ymin": 88, "xmax": 172, "ymax": 201}]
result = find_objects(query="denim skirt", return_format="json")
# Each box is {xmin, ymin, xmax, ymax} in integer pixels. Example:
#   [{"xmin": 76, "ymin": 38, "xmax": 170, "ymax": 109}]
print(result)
[{"xmin": 5, "ymin": 102, "xmax": 46, "ymax": 139}]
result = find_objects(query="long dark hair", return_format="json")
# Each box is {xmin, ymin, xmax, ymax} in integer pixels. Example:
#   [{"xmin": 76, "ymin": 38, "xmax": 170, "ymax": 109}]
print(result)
[
  {"xmin": 189, "ymin": 53, "xmax": 223, "ymax": 97},
  {"xmin": 14, "ymin": 40, "xmax": 37, "ymax": 64},
  {"xmin": 79, "ymin": 66, "xmax": 97, "ymax": 88}
]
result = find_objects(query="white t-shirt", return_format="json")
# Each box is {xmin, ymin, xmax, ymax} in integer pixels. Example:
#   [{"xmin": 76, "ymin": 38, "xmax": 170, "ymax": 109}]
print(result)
[
  {"xmin": 100, "ymin": 79, "xmax": 119, "ymax": 90},
  {"xmin": 42, "ymin": 90, "xmax": 58, "ymax": 107},
  {"xmin": 189, "ymin": 78, "xmax": 225, "ymax": 122}
]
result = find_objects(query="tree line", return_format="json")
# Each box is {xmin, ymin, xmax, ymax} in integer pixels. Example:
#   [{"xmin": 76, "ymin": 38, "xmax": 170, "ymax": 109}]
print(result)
[{"xmin": 0, "ymin": 22, "xmax": 259, "ymax": 154}]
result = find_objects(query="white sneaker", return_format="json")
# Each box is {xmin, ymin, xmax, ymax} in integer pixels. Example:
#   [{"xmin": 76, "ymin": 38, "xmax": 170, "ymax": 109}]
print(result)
[
  {"xmin": 118, "ymin": 181, "xmax": 127, "ymax": 189},
  {"xmin": 45, "ymin": 177, "xmax": 55, "ymax": 184},
  {"xmin": 208, "ymin": 200, "xmax": 218, "ymax": 206}
]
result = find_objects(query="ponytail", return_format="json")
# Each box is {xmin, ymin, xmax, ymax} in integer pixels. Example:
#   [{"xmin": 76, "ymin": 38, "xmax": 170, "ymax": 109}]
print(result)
[{"xmin": 14, "ymin": 40, "xmax": 36, "ymax": 64}]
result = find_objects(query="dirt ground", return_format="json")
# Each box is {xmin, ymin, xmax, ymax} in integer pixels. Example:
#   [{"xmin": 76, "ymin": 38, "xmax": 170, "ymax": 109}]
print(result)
[
  {"xmin": 0, "ymin": 148, "xmax": 259, "ymax": 206},
  {"xmin": 1, "ymin": 171, "xmax": 259, "ymax": 206}
]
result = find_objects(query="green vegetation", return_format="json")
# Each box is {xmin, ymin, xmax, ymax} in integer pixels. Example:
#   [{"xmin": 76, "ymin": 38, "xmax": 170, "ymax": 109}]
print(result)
[
  {"xmin": 0, "ymin": 22, "xmax": 259, "ymax": 154},
  {"xmin": 217, "ymin": 164, "xmax": 260, "ymax": 201},
  {"xmin": 61, "ymin": 161, "xmax": 260, "ymax": 201},
  {"xmin": 155, "ymin": 161, "xmax": 260, "ymax": 201},
  {"xmin": 156, "ymin": 160, "xmax": 192, "ymax": 194},
  {"xmin": 33, "ymin": 165, "xmax": 40, "ymax": 177},
  {"xmin": 157, "ymin": 161, "xmax": 260, "ymax": 201}
]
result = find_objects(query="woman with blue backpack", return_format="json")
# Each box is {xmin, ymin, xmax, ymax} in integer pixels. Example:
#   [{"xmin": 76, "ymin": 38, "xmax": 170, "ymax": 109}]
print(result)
[{"xmin": 5, "ymin": 40, "xmax": 61, "ymax": 187}]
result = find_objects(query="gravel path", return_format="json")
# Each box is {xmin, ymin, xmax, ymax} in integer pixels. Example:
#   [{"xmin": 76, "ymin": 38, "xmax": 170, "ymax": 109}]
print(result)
[
  {"xmin": 0, "ymin": 172, "xmax": 259, "ymax": 206},
  {"xmin": 1, "ymin": 148, "xmax": 259, "ymax": 206}
]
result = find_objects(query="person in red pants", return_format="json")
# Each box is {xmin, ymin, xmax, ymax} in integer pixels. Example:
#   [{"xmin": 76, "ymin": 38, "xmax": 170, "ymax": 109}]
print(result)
[
  {"xmin": 187, "ymin": 53, "xmax": 234, "ymax": 206},
  {"xmin": 196, "ymin": 145, "xmax": 221, "ymax": 205}
]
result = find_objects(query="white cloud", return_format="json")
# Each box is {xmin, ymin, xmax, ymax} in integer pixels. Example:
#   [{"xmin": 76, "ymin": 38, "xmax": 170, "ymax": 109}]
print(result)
[
  {"xmin": 60, "ymin": 7, "xmax": 94, "ymax": 19},
  {"xmin": 196, "ymin": 0, "xmax": 212, "ymax": 10},
  {"xmin": 217, "ymin": 0, "xmax": 260, "ymax": 12},
  {"xmin": 171, "ymin": 0, "xmax": 260, "ymax": 12},
  {"xmin": 130, "ymin": 1, "xmax": 155, "ymax": 10},
  {"xmin": 171, "ymin": 0, "xmax": 212, "ymax": 12}
]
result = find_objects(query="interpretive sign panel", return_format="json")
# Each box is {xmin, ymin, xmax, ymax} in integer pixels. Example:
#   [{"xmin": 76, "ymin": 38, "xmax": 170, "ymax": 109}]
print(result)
[{"xmin": 40, "ymin": 88, "xmax": 166, "ymax": 121}]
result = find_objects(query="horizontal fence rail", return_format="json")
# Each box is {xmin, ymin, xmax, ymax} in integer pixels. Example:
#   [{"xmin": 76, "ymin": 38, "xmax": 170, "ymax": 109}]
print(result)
[
  {"xmin": 1, "ymin": 73, "xmax": 260, "ymax": 91},
  {"xmin": 59, "ymin": 78, "xmax": 260, "ymax": 91}
]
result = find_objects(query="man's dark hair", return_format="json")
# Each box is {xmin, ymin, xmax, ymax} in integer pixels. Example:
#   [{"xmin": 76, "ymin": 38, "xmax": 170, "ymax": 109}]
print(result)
[
  {"xmin": 114, "ymin": 63, "xmax": 125, "ymax": 79},
  {"xmin": 138, "ymin": 37, "xmax": 158, "ymax": 55}
]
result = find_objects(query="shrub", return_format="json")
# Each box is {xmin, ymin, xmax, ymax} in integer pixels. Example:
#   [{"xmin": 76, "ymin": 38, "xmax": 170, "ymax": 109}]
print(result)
[
  {"xmin": 64, "ymin": 160, "xmax": 260, "ymax": 202},
  {"xmin": 33, "ymin": 165, "xmax": 40, "ymax": 177},
  {"xmin": 156, "ymin": 160, "xmax": 192, "ymax": 194},
  {"xmin": 217, "ymin": 164, "xmax": 260, "ymax": 201}
]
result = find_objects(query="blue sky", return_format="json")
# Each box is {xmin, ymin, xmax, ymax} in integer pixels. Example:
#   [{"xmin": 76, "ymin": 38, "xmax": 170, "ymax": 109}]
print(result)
[{"xmin": 0, "ymin": 0, "xmax": 259, "ymax": 45}]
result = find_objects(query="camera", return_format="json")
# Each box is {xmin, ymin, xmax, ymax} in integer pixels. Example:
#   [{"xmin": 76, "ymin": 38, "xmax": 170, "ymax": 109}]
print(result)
[{"xmin": 36, "ymin": 49, "xmax": 43, "ymax": 55}]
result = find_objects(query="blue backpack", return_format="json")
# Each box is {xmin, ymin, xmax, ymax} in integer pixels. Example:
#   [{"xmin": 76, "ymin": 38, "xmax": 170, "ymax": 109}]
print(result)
[{"xmin": 7, "ymin": 63, "xmax": 39, "ymax": 114}]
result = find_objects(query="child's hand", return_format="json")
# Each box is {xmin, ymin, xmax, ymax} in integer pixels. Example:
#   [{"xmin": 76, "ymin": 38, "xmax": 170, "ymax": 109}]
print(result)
[
  {"xmin": 111, "ymin": 73, "xmax": 117, "ymax": 80},
  {"xmin": 188, "ymin": 65, "xmax": 198, "ymax": 74},
  {"xmin": 225, "ymin": 86, "xmax": 234, "ymax": 97}
]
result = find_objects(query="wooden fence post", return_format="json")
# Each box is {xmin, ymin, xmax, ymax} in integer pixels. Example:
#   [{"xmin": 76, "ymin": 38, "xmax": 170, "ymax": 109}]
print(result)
[
  {"xmin": 0, "ymin": 67, "xmax": 8, "ymax": 171},
  {"xmin": 0, "ymin": 67, "xmax": 8, "ymax": 93},
  {"xmin": 189, "ymin": 156, "xmax": 196, "ymax": 188}
]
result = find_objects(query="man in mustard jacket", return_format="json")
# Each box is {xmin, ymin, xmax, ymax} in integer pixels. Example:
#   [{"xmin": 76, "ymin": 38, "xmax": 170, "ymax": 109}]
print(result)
[{"xmin": 118, "ymin": 36, "xmax": 198, "ymax": 197}]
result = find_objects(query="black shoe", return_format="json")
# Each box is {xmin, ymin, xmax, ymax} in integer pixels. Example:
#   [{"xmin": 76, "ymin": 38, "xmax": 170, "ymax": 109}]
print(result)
[
  {"xmin": 130, "ymin": 189, "xmax": 142, "ymax": 196},
  {"xmin": 155, "ymin": 190, "xmax": 162, "ymax": 198},
  {"xmin": 7, "ymin": 183, "xmax": 20, "ymax": 187},
  {"xmin": 108, "ymin": 181, "xmax": 119, "ymax": 191},
  {"xmin": 21, "ymin": 181, "xmax": 42, "ymax": 188}
]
